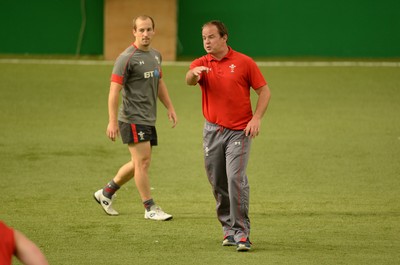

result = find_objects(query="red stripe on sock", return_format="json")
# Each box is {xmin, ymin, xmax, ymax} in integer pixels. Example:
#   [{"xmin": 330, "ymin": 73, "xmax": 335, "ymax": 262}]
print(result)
[{"xmin": 104, "ymin": 187, "xmax": 116, "ymax": 193}]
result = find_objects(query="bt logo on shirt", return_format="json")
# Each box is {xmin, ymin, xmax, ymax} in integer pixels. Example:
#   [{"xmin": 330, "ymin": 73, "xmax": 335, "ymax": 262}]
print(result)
[{"xmin": 144, "ymin": 68, "xmax": 160, "ymax": 78}]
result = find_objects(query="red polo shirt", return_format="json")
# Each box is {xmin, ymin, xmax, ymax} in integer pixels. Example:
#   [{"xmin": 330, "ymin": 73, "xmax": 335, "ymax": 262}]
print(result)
[
  {"xmin": 190, "ymin": 47, "xmax": 267, "ymax": 130},
  {"xmin": 0, "ymin": 221, "xmax": 15, "ymax": 265}
]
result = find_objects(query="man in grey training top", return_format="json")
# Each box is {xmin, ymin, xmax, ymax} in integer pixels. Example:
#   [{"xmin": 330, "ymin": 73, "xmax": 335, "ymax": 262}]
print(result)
[{"xmin": 94, "ymin": 15, "xmax": 178, "ymax": 221}]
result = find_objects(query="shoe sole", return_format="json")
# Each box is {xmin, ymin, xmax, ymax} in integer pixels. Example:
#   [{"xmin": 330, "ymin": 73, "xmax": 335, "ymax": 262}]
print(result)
[
  {"xmin": 93, "ymin": 193, "xmax": 119, "ymax": 216},
  {"xmin": 222, "ymin": 241, "xmax": 236, "ymax": 246},
  {"xmin": 237, "ymin": 244, "xmax": 251, "ymax": 252},
  {"xmin": 144, "ymin": 215, "xmax": 173, "ymax": 221}
]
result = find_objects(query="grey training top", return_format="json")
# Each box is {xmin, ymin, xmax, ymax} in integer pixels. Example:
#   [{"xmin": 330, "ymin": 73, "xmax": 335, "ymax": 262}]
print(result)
[{"xmin": 111, "ymin": 44, "xmax": 162, "ymax": 126}]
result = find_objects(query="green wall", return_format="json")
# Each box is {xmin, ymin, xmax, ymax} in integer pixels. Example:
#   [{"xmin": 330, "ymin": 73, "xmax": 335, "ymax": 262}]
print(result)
[
  {"xmin": 177, "ymin": 0, "xmax": 400, "ymax": 58},
  {"xmin": 0, "ymin": 0, "xmax": 103, "ymax": 55},
  {"xmin": 1, "ymin": 0, "xmax": 399, "ymax": 58}
]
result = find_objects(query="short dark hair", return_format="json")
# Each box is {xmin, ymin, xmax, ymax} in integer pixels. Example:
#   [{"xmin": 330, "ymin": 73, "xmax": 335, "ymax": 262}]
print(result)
[
  {"xmin": 132, "ymin": 15, "xmax": 155, "ymax": 30},
  {"xmin": 202, "ymin": 20, "xmax": 228, "ymax": 37}
]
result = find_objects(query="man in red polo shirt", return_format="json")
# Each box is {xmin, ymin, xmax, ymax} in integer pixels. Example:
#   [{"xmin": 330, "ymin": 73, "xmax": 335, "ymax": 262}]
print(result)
[
  {"xmin": 185, "ymin": 20, "xmax": 271, "ymax": 252},
  {"xmin": 0, "ymin": 221, "xmax": 48, "ymax": 265}
]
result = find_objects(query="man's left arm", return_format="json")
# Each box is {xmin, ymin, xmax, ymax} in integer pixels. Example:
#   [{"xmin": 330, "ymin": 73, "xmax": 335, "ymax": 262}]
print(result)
[
  {"xmin": 158, "ymin": 79, "xmax": 178, "ymax": 128},
  {"xmin": 244, "ymin": 84, "xmax": 271, "ymax": 138}
]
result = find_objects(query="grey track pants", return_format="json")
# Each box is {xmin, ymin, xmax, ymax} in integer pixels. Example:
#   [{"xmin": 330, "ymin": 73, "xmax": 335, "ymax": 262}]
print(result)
[{"xmin": 203, "ymin": 121, "xmax": 252, "ymax": 241}]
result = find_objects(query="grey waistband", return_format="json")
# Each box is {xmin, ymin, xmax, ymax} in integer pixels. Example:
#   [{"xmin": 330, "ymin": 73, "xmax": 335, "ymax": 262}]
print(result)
[{"xmin": 205, "ymin": 120, "xmax": 220, "ymax": 128}]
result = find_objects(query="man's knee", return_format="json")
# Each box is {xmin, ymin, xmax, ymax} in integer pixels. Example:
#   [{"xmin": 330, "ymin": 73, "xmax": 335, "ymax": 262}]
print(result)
[{"xmin": 133, "ymin": 156, "xmax": 151, "ymax": 170}]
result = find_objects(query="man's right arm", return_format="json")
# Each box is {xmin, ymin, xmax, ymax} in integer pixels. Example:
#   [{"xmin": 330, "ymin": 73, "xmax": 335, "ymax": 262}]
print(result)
[
  {"xmin": 106, "ymin": 82, "xmax": 122, "ymax": 141},
  {"xmin": 185, "ymin": 66, "xmax": 210, "ymax": 86}
]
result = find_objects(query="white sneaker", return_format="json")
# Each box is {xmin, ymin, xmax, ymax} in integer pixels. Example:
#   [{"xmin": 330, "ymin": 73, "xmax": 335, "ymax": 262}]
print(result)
[
  {"xmin": 144, "ymin": 205, "xmax": 173, "ymax": 221},
  {"xmin": 93, "ymin": 189, "xmax": 119, "ymax": 216}
]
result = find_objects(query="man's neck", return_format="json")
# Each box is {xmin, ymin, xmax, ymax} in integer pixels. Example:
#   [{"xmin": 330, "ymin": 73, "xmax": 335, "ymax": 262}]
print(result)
[
  {"xmin": 211, "ymin": 46, "xmax": 229, "ymax": 61},
  {"xmin": 134, "ymin": 42, "xmax": 150, "ymax": 51}
]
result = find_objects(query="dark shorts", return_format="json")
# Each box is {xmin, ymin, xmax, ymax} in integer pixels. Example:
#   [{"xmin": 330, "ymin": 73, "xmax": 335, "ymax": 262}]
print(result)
[{"xmin": 118, "ymin": 121, "xmax": 158, "ymax": 146}]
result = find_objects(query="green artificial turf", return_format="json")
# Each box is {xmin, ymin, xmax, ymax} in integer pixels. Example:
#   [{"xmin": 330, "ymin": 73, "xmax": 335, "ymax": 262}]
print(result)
[{"xmin": 0, "ymin": 61, "xmax": 399, "ymax": 264}]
